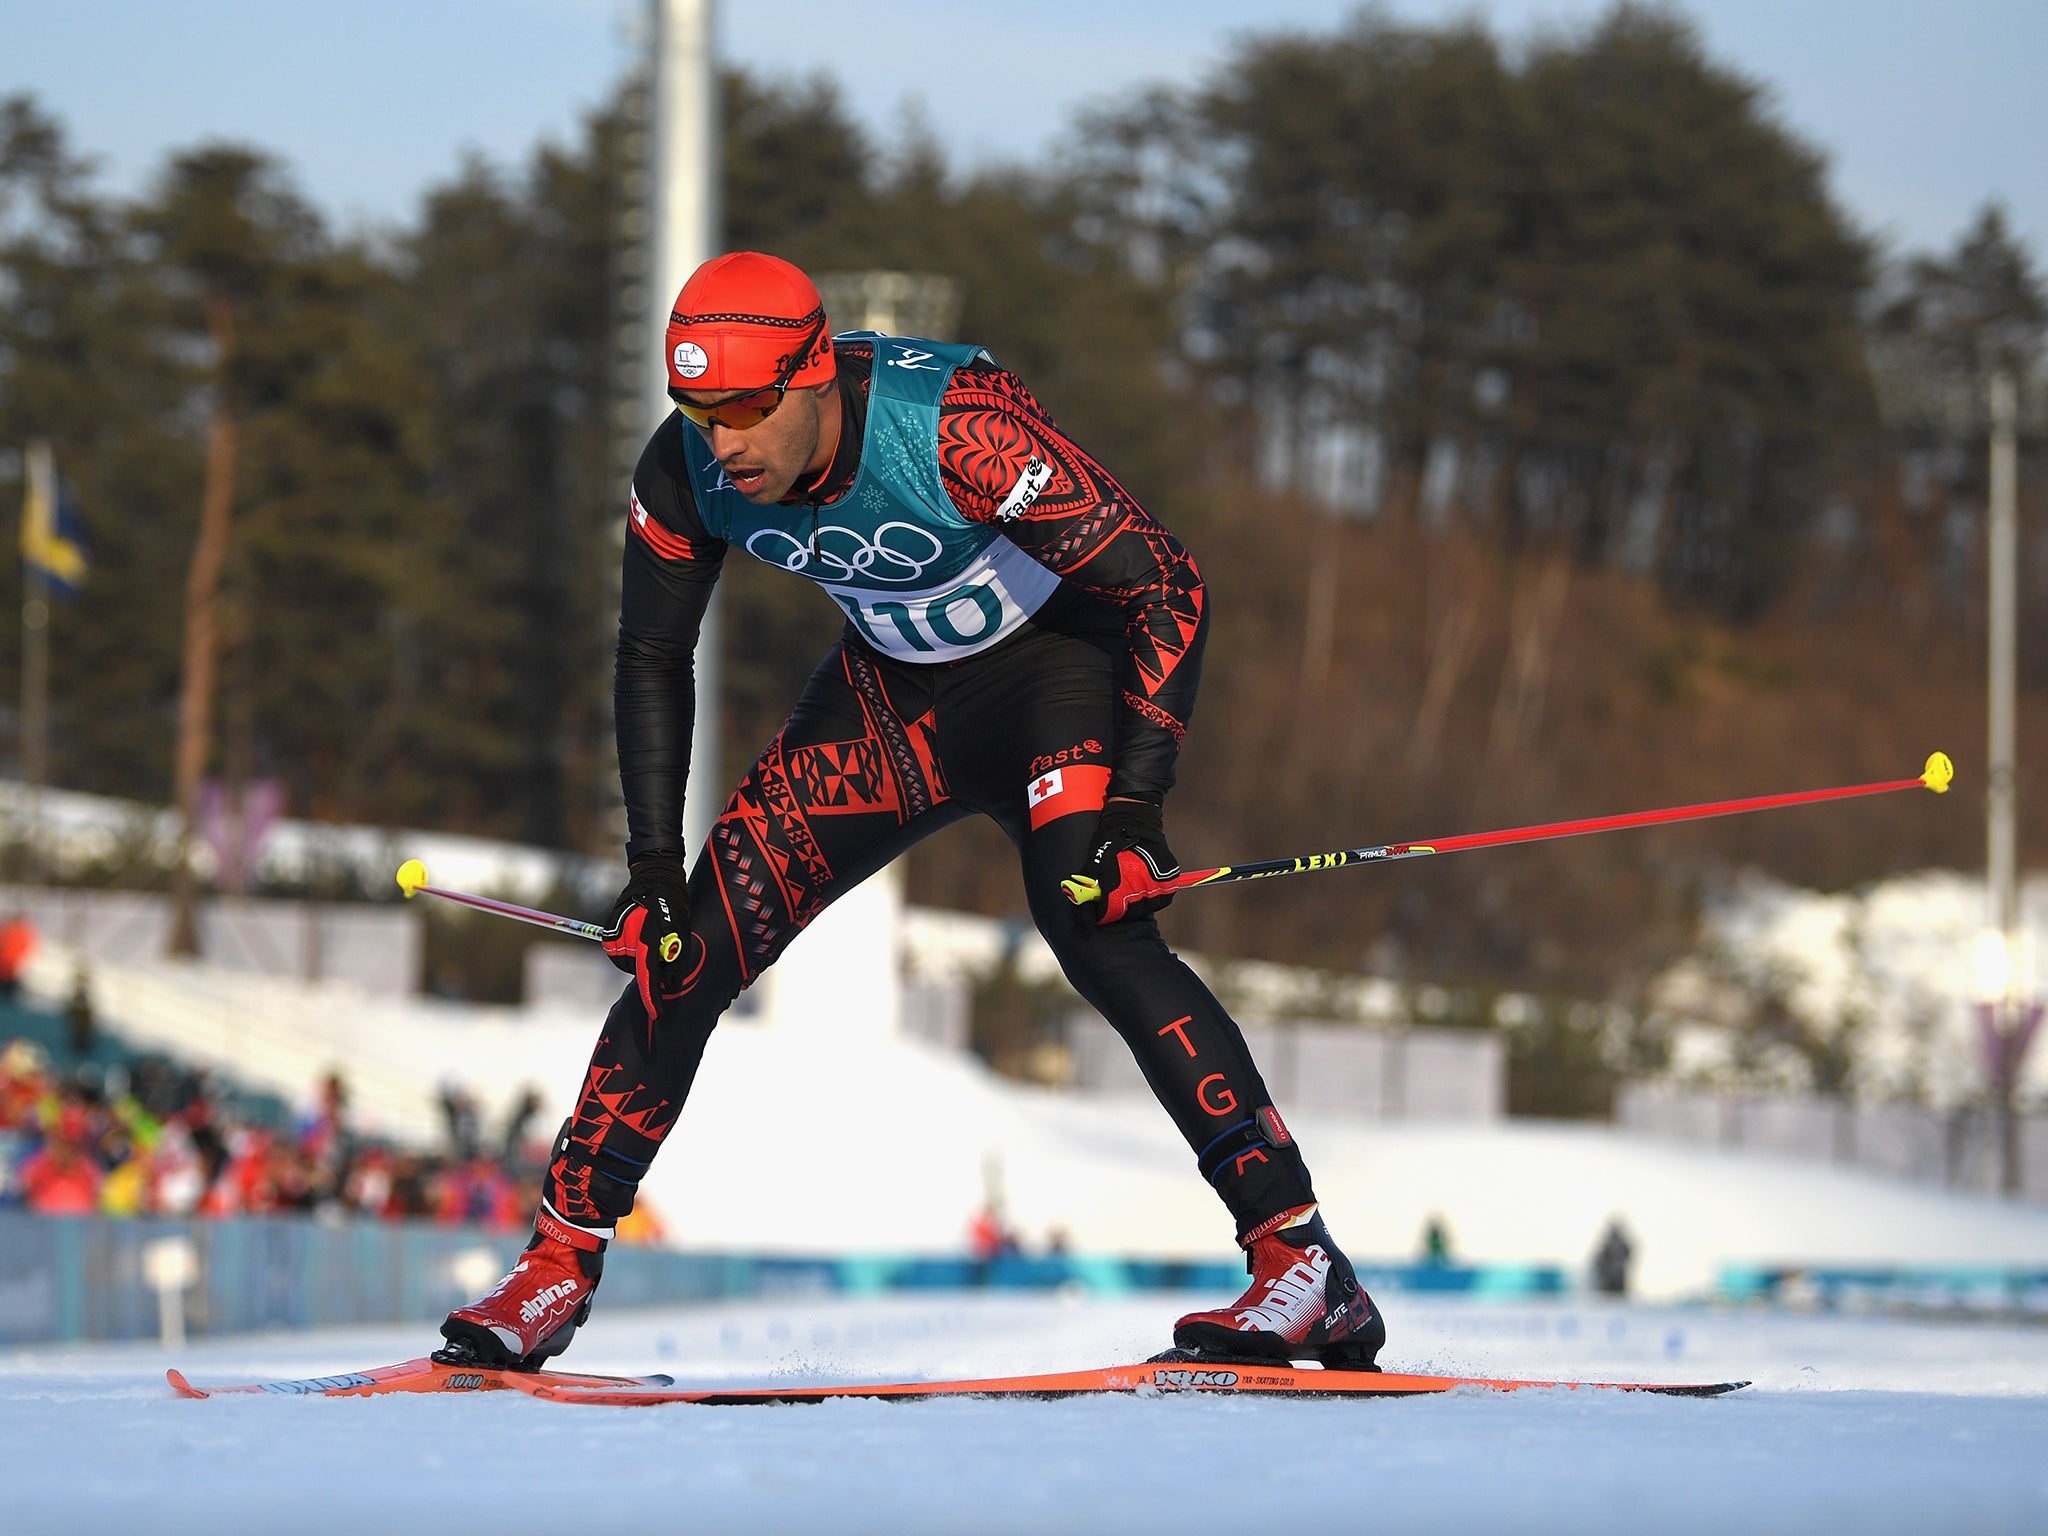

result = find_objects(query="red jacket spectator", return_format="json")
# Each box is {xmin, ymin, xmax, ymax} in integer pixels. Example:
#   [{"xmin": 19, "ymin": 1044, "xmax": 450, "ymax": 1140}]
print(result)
[
  {"xmin": 21, "ymin": 1138, "xmax": 102, "ymax": 1215},
  {"xmin": 202, "ymin": 1128, "xmax": 282, "ymax": 1217},
  {"xmin": 0, "ymin": 916, "xmax": 35, "ymax": 999},
  {"xmin": 435, "ymin": 1156, "xmax": 523, "ymax": 1231}
]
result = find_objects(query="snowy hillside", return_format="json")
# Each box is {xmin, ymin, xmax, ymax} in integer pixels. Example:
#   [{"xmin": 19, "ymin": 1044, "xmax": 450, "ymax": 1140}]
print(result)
[
  {"xmin": 1651, "ymin": 869, "xmax": 2048, "ymax": 1103},
  {"xmin": 27, "ymin": 942, "xmax": 2048, "ymax": 1298}
]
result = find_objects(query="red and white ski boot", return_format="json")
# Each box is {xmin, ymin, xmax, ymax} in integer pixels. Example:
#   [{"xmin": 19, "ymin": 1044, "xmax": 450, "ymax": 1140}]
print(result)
[
  {"xmin": 1171, "ymin": 1203, "xmax": 1384, "ymax": 1369},
  {"xmin": 436, "ymin": 1204, "xmax": 606, "ymax": 1369}
]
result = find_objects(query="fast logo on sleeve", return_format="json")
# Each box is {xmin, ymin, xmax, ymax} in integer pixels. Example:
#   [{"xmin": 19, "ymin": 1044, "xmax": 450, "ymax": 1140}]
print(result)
[
  {"xmin": 994, "ymin": 455, "xmax": 1052, "ymax": 521},
  {"xmin": 1025, "ymin": 764, "xmax": 1111, "ymax": 829}
]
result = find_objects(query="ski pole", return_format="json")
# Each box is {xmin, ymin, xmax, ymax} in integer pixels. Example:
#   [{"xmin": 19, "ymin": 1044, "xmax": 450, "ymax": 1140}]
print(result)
[
  {"xmin": 1063, "ymin": 751, "xmax": 1955, "ymax": 910},
  {"xmin": 394, "ymin": 859, "xmax": 608, "ymax": 942}
]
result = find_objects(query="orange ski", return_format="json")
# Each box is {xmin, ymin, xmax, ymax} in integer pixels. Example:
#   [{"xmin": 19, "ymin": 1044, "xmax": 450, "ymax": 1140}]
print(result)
[
  {"xmin": 499, "ymin": 1359, "xmax": 1749, "ymax": 1406},
  {"xmin": 166, "ymin": 1357, "xmax": 674, "ymax": 1399}
]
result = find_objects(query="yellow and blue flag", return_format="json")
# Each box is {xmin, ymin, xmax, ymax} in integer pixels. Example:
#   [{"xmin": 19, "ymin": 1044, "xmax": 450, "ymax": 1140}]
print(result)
[{"xmin": 20, "ymin": 440, "xmax": 88, "ymax": 597}]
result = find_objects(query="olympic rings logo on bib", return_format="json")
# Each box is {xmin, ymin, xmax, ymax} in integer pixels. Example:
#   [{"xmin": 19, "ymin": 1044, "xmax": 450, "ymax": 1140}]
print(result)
[{"xmin": 745, "ymin": 522, "xmax": 946, "ymax": 586}]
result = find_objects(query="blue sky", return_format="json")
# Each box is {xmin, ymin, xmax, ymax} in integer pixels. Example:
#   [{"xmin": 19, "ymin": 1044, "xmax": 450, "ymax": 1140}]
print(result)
[{"xmin": 4, "ymin": 1, "xmax": 2041, "ymax": 260}]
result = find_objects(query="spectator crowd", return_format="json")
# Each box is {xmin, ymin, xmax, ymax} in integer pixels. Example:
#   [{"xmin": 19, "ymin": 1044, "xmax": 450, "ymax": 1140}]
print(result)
[{"xmin": 0, "ymin": 1036, "xmax": 546, "ymax": 1232}]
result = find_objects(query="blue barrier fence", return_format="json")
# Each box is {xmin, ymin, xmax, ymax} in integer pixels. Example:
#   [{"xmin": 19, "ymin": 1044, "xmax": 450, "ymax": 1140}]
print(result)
[
  {"xmin": 1718, "ymin": 1262, "xmax": 2048, "ymax": 1314},
  {"xmin": 0, "ymin": 1211, "xmax": 1566, "ymax": 1347}
]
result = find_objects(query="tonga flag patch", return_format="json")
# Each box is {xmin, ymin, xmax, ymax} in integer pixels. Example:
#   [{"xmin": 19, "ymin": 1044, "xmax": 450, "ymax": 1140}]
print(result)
[{"xmin": 1026, "ymin": 765, "xmax": 1111, "ymax": 829}]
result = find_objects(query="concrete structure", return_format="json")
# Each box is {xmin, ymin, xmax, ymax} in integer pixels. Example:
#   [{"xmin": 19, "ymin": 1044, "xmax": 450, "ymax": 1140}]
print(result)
[
  {"xmin": 5, "ymin": 886, "xmax": 420, "ymax": 997},
  {"xmin": 1617, "ymin": 1083, "xmax": 2048, "ymax": 1202}
]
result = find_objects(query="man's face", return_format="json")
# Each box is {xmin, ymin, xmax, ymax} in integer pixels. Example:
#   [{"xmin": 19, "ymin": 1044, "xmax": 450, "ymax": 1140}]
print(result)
[{"xmin": 678, "ymin": 380, "xmax": 835, "ymax": 504}]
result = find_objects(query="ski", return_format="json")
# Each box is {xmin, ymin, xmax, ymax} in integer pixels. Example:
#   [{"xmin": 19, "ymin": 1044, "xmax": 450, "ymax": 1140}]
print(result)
[
  {"xmin": 499, "ymin": 1357, "xmax": 1749, "ymax": 1406},
  {"xmin": 166, "ymin": 1357, "xmax": 675, "ymax": 1399}
]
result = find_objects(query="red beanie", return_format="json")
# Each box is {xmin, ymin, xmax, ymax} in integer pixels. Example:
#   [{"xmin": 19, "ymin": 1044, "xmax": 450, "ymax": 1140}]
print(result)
[{"xmin": 665, "ymin": 252, "xmax": 835, "ymax": 392}]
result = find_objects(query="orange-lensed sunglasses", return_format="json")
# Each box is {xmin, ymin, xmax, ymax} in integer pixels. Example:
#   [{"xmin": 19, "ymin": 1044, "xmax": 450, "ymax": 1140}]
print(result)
[{"xmin": 668, "ymin": 316, "xmax": 827, "ymax": 431}]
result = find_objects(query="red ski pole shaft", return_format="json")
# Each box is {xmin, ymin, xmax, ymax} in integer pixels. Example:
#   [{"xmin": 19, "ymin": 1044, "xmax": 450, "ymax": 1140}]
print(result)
[
  {"xmin": 1063, "ymin": 752, "xmax": 1954, "ymax": 908},
  {"xmin": 393, "ymin": 858, "xmax": 608, "ymax": 942}
]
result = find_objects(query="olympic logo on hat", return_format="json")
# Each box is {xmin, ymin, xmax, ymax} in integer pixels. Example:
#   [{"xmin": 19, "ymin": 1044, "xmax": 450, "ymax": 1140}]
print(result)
[
  {"xmin": 745, "ymin": 522, "xmax": 946, "ymax": 585},
  {"xmin": 672, "ymin": 341, "xmax": 709, "ymax": 379}
]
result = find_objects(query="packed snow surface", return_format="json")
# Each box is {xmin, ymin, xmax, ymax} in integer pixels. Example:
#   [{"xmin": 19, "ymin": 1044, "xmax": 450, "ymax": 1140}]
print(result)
[{"xmin": 4, "ymin": 1293, "xmax": 2045, "ymax": 1535}]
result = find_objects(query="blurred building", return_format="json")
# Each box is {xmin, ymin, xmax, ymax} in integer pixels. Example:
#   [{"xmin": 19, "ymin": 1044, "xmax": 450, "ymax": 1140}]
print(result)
[{"xmin": 816, "ymin": 271, "xmax": 963, "ymax": 341}]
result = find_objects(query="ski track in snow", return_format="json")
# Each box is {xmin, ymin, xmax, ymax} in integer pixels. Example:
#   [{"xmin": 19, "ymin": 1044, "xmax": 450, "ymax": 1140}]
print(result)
[{"xmin": 3, "ymin": 1293, "xmax": 2045, "ymax": 1535}]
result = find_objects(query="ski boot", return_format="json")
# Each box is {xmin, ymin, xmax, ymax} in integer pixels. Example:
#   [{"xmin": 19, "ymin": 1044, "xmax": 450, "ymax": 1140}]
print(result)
[
  {"xmin": 1169, "ymin": 1203, "xmax": 1384, "ymax": 1370},
  {"xmin": 436, "ymin": 1203, "xmax": 606, "ymax": 1369}
]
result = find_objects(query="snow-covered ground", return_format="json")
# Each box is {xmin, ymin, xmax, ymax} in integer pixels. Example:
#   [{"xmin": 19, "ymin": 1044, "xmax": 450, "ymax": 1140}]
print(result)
[{"xmin": 5, "ymin": 1292, "xmax": 2046, "ymax": 1534}]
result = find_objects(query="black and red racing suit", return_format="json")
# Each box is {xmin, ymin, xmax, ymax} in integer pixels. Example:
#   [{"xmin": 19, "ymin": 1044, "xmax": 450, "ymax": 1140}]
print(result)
[{"xmin": 549, "ymin": 340, "xmax": 1317, "ymax": 1244}]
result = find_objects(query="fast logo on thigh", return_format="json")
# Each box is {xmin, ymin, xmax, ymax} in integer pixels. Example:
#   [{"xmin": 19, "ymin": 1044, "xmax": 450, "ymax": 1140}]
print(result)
[{"xmin": 1029, "ymin": 739, "xmax": 1105, "ymax": 778}]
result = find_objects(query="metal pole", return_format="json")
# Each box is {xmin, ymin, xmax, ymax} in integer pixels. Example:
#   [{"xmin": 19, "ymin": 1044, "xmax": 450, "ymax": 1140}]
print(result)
[
  {"xmin": 21, "ymin": 441, "xmax": 52, "ymax": 887},
  {"xmin": 1987, "ymin": 370, "xmax": 2020, "ymax": 1193},
  {"xmin": 644, "ymin": 0, "xmax": 723, "ymax": 860}
]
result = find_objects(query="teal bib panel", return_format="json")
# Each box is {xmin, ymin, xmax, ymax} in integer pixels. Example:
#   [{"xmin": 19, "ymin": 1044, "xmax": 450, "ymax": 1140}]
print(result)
[{"xmin": 681, "ymin": 335, "xmax": 1059, "ymax": 662}]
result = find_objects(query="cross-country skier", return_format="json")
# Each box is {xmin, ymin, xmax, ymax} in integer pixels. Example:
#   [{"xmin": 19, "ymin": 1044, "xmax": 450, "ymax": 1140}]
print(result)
[{"xmin": 439, "ymin": 252, "xmax": 1384, "ymax": 1371}]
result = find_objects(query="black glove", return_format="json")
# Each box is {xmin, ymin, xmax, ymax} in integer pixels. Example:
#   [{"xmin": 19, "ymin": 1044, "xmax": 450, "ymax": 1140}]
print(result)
[
  {"xmin": 1065, "ymin": 798, "xmax": 1181, "ymax": 924},
  {"xmin": 602, "ymin": 853, "xmax": 696, "ymax": 1023}
]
